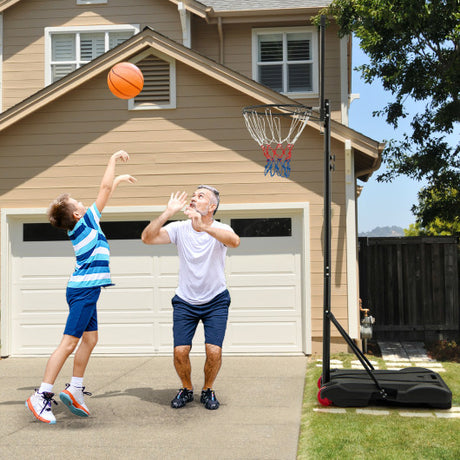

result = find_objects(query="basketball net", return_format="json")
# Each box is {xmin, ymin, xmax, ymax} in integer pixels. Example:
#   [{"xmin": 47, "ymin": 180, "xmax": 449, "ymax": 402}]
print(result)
[{"xmin": 243, "ymin": 104, "xmax": 311, "ymax": 178}]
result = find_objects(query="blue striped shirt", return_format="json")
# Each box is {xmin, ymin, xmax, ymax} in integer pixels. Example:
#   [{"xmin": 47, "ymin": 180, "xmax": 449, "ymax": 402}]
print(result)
[{"xmin": 67, "ymin": 203, "xmax": 112, "ymax": 288}]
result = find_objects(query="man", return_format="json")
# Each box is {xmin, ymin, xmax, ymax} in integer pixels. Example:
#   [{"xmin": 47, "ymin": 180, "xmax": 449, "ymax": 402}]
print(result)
[{"xmin": 141, "ymin": 185, "xmax": 240, "ymax": 410}]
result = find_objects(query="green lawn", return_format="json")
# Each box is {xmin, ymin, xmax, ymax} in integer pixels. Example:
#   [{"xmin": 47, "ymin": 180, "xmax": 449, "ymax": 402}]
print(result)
[{"xmin": 297, "ymin": 355, "xmax": 460, "ymax": 460}]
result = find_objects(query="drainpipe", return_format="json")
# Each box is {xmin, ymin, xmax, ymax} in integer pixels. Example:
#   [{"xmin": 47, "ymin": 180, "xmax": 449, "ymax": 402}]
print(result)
[{"xmin": 217, "ymin": 16, "xmax": 224, "ymax": 64}]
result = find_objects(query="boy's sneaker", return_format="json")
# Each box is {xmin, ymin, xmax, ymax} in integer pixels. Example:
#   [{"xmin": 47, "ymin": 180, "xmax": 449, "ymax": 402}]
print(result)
[
  {"xmin": 59, "ymin": 383, "xmax": 92, "ymax": 417},
  {"xmin": 25, "ymin": 390, "xmax": 57, "ymax": 424},
  {"xmin": 200, "ymin": 388, "xmax": 220, "ymax": 410},
  {"xmin": 171, "ymin": 388, "xmax": 194, "ymax": 408}
]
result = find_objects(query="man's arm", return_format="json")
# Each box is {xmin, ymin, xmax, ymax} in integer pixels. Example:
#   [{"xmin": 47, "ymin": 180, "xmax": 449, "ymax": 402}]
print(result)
[
  {"xmin": 184, "ymin": 207, "xmax": 240, "ymax": 248},
  {"xmin": 95, "ymin": 150, "xmax": 136, "ymax": 213},
  {"xmin": 141, "ymin": 191, "xmax": 188, "ymax": 245}
]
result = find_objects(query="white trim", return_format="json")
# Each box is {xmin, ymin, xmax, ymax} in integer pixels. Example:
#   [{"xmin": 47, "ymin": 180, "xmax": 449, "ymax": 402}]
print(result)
[
  {"xmin": 1, "ymin": 202, "xmax": 312, "ymax": 356},
  {"xmin": 344, "ymin": 140, "xmax": 359, "ymax": 338},
  {"xmin": 251, "ymin": 26, "xmax": 318, "ymax": 98},
  {"xmin": 129, "ymin": 50, "xmax": 177, "ymax": 110},
  {"xmin": 178, "ymin": 2, "xmax": 191, "ymax": 48},
  {"xmin": 44, "ymin": 24, "xmax": 140, "ymax": 86},
  {"xmin": 340, "ymin": 36, "xmax": 349, "ymax": 125}
]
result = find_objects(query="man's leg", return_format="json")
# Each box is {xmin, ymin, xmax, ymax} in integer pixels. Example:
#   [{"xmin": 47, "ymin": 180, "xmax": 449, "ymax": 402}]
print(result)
[
  {"xmin": 203, "ymin": 343, "xmax": 222, "ymax": 390},
  {"xmin": 173, "ymin": 345, "xmax": 193, "ymax": 390}
]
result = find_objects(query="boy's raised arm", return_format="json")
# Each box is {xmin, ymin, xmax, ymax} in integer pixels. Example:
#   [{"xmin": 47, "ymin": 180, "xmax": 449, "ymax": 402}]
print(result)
[{"xmin": 95, "ymin": 150, "xmax": 136, "ymax": 212}]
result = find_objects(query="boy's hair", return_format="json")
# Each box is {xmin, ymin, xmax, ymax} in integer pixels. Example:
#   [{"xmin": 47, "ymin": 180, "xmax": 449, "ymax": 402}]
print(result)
[
  {"xmin": 47, "ymin": 193, "xmax": 77, "ymax": 231},
  {"xmin": 197, "ymin": 185, "xmax": 220, "ymax": 215}
]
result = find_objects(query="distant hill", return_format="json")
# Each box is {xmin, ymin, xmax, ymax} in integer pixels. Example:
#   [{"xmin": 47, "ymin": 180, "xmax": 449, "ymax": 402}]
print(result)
[{"xmin": 359, "ymin": 226, "xmax": 405, "ymax": 237}]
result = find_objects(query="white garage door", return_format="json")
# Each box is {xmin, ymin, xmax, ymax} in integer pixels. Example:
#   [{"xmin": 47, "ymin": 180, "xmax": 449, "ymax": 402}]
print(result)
[{"xmin": 7, "ymin": 210, "xmax": 305, "ymax": 356}]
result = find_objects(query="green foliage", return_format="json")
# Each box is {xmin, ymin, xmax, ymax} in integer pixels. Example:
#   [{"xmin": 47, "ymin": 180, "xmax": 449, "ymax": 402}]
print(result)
[
  {"xmin": 426, "ymin": 340, "xmax": 460, "ymax": 363},
  {"xmin": 318, "ymin": 1, "xmax": 460, "ymax": 224}
]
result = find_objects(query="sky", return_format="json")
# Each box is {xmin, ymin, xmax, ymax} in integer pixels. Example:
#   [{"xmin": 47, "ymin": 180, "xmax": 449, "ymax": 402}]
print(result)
[{"xmin": 349, "ymin": 43, "xmax": 427, "ymax": 233}]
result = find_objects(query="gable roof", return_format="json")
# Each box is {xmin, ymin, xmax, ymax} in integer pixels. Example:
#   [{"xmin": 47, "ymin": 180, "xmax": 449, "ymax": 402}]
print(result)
[
  {"xmin": 200, "ymin": 1, "xmax": 332, "ymax": 12},
  {"xmin": 0, "ymin": 26, "xmax": 382, "ymax": 180}
]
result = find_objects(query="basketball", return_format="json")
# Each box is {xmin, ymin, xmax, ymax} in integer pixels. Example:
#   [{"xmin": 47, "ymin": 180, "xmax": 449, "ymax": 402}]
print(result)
[{"xmin": 107, "ymin": 62, "xmax": 144, "ymax": 99}]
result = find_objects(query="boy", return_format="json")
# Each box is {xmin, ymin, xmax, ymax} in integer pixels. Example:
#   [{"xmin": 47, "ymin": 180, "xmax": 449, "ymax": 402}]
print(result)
[{"xmin": 26, "ymin": 150, "xmax": 136, "ymax": 424}]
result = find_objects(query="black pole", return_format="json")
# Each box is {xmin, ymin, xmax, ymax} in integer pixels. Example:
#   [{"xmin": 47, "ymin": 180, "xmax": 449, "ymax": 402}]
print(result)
[
  {"xmin": 322, "ymin": 99, "xmax": 331, "ymax": 384},
  {"xmin": 319, "ymin": 15, "xmax": 326, "ymax": 121}
]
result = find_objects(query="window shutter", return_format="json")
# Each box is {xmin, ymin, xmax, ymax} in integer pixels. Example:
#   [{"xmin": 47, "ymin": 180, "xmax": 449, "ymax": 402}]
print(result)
[
  {"xmin": 80, "ymin": 33, "xmax": 105, "ymax": 61},
  {"xmin": 52, "ymin": 34, "xmax": 75, "ymax": 61},
  {"xmin": 134, "ymin": 54, "xmax": 170, "ymax": 105},
  {"xmin": 109, "ymin": 32, "xmax": 134, "ymax": 50}
]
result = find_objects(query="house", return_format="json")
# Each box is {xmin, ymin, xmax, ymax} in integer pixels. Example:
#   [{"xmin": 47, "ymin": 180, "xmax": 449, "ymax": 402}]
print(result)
[{"xmin": 0, "ymin": 0, "xmax": 383, "ymax": 357}]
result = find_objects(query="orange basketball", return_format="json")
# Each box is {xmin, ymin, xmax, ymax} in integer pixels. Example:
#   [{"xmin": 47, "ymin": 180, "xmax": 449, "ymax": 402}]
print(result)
[{"xmin": 107, "ymin": 62, "xmax": 144, "ymax": 99}]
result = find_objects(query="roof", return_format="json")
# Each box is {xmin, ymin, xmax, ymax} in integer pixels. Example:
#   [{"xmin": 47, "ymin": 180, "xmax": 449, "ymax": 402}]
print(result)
[
  {"xmin": 0, "ymin": 26, "xmax": 382, "ymax": 180},
  {"xmin": 200, "ymin": 1, "xmax": 332, "ymax": 12}
]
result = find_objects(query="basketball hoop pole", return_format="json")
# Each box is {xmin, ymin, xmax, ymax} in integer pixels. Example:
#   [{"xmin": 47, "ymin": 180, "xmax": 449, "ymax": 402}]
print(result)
[{"xmin": 320, "ymin": 15, "xmax": 332, "ymax": 385}]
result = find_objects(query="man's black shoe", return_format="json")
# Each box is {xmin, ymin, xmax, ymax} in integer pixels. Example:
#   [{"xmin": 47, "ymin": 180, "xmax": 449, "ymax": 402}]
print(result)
[
  {"xmin": 200, "ymin": 388, "xmax": 220, "ymax": 410},
  {"xmin": 171, "ymin": 388, "xmax": 194, "ymax": 408}
]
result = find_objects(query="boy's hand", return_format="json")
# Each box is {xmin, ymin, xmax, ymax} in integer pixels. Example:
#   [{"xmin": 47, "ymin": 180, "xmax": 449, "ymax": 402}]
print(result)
[
  {"xmin": 114, "ymin": 174, "xmax": 137, "ymax": 185},
  {"xmin": 112, "ymin": 150, "xmax": 130, "ymax": 162},
  {"xmin": 167, "ymin": 191, "xmax": 188, "ymax": 215}
]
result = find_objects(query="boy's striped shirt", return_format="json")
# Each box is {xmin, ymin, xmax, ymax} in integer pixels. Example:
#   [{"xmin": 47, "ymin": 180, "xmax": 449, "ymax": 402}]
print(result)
[{"xmin": 67, "ymin": 203, "xmax": 112, "ymax": 288}]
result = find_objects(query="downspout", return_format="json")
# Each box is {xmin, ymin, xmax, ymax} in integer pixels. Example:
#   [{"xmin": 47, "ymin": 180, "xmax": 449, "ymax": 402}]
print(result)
[
  {"xmin": 345, "ymin": 140, "xmax": 359, "ymax": 339},
  {"xmin": 217, "ymin": 16, "xmax": 224, "ymax": 64}
]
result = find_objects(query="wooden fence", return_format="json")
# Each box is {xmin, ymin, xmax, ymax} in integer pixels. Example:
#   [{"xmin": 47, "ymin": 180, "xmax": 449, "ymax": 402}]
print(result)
[{"xmin": 358, "ymin": 236, "xmax": 459, "ymax": 342}]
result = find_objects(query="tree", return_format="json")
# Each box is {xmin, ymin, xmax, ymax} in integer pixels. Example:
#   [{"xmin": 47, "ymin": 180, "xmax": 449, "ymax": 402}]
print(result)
[{"xmin": 320, "ymin": 0, "xmax": 460, "ymax": 225}]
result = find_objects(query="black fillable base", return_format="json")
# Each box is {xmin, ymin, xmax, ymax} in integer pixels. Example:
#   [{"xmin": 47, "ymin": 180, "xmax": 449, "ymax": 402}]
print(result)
[{"xmin": 319, "ymin": 367, "xmax": 452, "ymax": 409}]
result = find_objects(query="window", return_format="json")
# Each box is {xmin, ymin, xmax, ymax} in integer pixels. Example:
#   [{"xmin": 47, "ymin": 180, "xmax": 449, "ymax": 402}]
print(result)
[
  {"xmin": 230, "ymin": 218, "xmax": 292, "ymax": 237},
  {"xmin": 45, "ymin": 25, "xmax": 139, "ymax": 84},
  {"xmin": 252, "ymin": 27, "xmax": 317, "ymax": 95},
  {"xmin": 130, "ymin": 51, "xmax": 176, "ymax": 110},
  {"xmin": 77, "ymin": 0, "xmax": 107, "ymax": 4}
]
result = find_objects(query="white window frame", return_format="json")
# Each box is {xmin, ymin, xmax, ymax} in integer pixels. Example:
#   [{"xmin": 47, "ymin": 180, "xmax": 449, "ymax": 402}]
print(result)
[
  {"xmin": 77, "ymin": 1, "xmax": 107, "ymax": 5},
  {"xmin": 128, "ymin": 49, "xmax": 177, "ymax": 111},
  {"xmin": 252, "ymin": 26, "xmax": 318, "ymax": 98},
  {"xmin": 44, "ymin": 24, "xmax": 140, "ymax": 86}
]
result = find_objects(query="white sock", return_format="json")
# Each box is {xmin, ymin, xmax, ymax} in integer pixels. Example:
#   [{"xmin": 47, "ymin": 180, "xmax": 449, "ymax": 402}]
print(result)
[
  {"xmin": 71, "ymin": 376, "xmax": 84, "ymax": 388},
  {"xmin": 39, "ymin": 382, "xmax": 54, "ymax": 394}
]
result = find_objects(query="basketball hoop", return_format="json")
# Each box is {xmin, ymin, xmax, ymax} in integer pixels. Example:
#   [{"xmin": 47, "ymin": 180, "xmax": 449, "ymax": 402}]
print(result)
[{"xmin": 242, "ymin": 104, "xmax": 312, "ymax": 178}]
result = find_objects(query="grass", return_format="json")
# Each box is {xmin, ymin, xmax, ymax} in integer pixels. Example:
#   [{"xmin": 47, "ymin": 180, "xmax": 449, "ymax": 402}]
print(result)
[{"xmin": 297, "ymin": 355, "xmax": 460, "ymax": 460}]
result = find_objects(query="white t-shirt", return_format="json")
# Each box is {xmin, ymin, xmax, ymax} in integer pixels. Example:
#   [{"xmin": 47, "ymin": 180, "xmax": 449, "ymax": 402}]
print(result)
[{"xmin": 165, "ymin": 220, "xmax": 234, "ymax": 305}]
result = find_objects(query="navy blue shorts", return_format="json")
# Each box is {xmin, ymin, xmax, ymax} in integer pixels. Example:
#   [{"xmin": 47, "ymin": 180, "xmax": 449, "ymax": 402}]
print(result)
[
  {"xmin": 172, "ymin": 289, "xmax": 231, "ymax": 348},
  {"xmin": 64, "ymin": 286, "xmax": 101, "ymax": 338}
]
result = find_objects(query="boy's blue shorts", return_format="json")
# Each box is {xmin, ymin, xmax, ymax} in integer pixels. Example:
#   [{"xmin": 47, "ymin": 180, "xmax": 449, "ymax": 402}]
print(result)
[
  {"xmin": 172, "ymin": 289, "xmax": 231, "ymax": 348},
  {"xmin": 64, "ymin": 286, "xmax": 101, "ymax": 338}
]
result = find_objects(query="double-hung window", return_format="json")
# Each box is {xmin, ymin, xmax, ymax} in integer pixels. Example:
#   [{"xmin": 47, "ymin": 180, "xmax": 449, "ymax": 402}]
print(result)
[
  {"xmin": 252, "ymin": 27, "xmax": 317, "ymax": 96},
  {"xmin": 45, "ymin": 25, "xmax": 139, "ymax": 85}
]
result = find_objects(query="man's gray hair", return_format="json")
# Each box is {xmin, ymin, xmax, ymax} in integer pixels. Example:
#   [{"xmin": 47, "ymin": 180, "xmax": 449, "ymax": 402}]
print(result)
[{"xmin": 197, "ymin": 185, "xmax": 220, "ymax": 215}]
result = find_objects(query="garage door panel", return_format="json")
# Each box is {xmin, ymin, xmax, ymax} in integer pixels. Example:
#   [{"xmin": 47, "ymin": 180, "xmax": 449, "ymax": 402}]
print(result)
[
  {"xmin": 15, "ymin": 288, "xmax": 67, "ymax": 313},
  {"xmin": 229, "ymin": 286, "xmax": 298, "ymax": 311},
  {"xmin": 98, "ymin": 288, "xmax": 155, "ymax": 312},
  {"xmin": 228, "ymin": 254, "xmax": 297, "ymax": 274},
  {"xmin": 96, "ymin": 323, "xmax": 155, "ymax": 352},
  {"xmin": 226, "ymin": 321, "xmax": 301, "ymax": 350},
  {"xmin": 13, "ymin": 324, "xmax": 64, "ymax": 354}
]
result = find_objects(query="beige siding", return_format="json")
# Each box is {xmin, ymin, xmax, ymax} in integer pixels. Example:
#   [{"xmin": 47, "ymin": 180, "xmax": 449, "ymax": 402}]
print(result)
[
  {"xmin": 2, "ymin": 0, "xmax": 182, "ymax": 110},
  {"xmin": 192, "ymin": 18, "xmax": 344, "ymax": 120},
  {"xmin": 0, "ymin": 60, "xmax": 351, "ymax": 353}
]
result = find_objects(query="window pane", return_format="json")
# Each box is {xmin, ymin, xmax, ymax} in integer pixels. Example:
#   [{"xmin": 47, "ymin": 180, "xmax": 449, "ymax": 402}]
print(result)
[
  {"xmin": 259, "ymin": 65, "xmax": 283, "ymax": 91},
  {"xmin": 52, "ymin": 34, "xmax": 75, "ymax": 61},
  {"xmin": 109, "ymin": 31, "xmax": 134, "ymax": 49},
  {"xmin": 288, "ymin": 63, "xmax": 312, "ymax": 92},
  {"xmin": 52, "ymin": 63, "xmax": 77, "ymax": 82},
  {"xmin": 230, "ymin": 218, "xmax": 292, "ymax": 237},
  {"xmin": 287, "ymin": 33, "xmax": 310, "ymax": 60},
  {"xmin": 259, "ymin": 34, "xmax": 283, "ymax": 62},
  {"xmin": 80, "ymin": 33, "xmax": 105, "ymax": 61}
]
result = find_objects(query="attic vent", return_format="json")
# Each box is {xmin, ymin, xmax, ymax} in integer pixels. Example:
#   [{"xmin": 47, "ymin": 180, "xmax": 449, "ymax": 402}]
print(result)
[{"xmin": 134, "ymin": 54, "xmax": 174, "ymax": 108}]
